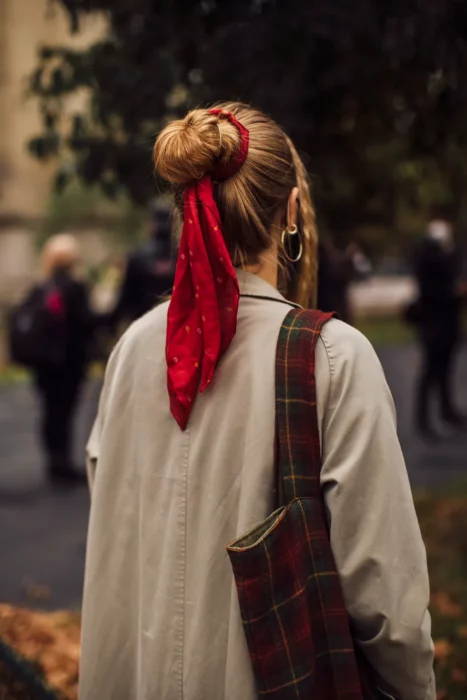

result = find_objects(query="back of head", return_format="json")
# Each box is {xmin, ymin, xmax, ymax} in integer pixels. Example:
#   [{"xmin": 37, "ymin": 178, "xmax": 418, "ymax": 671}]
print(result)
[
  {"xmin": 42, "ymin": 234, "xmax": 80, "ymax": 278},
  {"xmin": 154, "ymin": 102, "xmax": 317, "ymax": 306},
  {"xmin": 427, "ymin": 219, "xmax": 454, "ymax": 251}
]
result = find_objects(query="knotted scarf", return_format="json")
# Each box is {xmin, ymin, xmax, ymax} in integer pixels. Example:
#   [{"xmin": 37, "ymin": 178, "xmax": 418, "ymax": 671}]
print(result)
[{"xmin": 166, "ymin": 110, "xmax": 249, "ymax": 429}]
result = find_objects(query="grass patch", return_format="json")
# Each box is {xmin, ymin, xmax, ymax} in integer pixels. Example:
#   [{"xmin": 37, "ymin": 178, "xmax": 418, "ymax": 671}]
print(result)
[
  {"xmin": 0, "ymin": 365, "xmax": 30, "ymax": 386},
  {"xmin": 0, "ymin": 364, "xmax": 104, "ymax": 386},
  {"xmin": 356, "ymin": 310, "xmax": 467, "ymax": 347},
  {"xmin": 355, "ymin": 315, "xmax": 415, "ymax": 346}
]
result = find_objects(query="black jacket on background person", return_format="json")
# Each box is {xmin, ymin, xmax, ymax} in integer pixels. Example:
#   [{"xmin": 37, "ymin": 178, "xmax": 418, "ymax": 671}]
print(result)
[
  {"xmin": 413, "ymin": 236, "xmax": 461, "ymax": 337},
  {"xmin": 51, "ymin": 267, "xmax": 95, "ymax": 367},
  {"xmin": 317, "ymin": 241, "xmax": 356, "ymax": 323},
  {"xmin": 35, "ymin": 267, "xmax": 95, "ymax": 483},
  {"xmin": 412, "ymin": 234, "xmax": 464, "ymax": 437},
  {"xmin": 108, "ymin": 237, "xmax": 175, "ymax": 326},
  {"xmin": 106, "ymin": 203, "xmax": 176, "ymax": 328}
]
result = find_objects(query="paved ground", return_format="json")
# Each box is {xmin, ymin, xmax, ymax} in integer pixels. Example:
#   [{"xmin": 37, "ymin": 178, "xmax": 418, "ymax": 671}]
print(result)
[
  {"xmin": 0, "ymin": 381, "xmax": 99, "ymax": 611},
  {"xmin": 0, "ymin": 344, "xmax": 466, "ymax": 610},
  {"xmin": 379, "ymin": 343, "xmax": 467, "ymax": 485}
]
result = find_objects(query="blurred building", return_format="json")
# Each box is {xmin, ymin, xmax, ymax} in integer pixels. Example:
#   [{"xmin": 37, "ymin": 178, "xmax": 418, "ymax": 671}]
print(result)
[{"xmin": 0, "ymin": 0, "xmax": 105, "ymax": 304}]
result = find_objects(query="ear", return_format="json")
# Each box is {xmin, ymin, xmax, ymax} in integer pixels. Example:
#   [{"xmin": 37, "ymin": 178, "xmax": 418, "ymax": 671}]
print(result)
[{"xmin": 286, "ymin": 187, "xmax": 299, "ymax": 230}]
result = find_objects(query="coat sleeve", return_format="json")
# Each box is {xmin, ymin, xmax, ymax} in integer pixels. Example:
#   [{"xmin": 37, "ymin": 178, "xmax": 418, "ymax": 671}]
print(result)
[
  {"xmin": 316, "ymin": 320, "xmax": 435, "ymax": 700},
  {"xmin": 86, "ymin": 415, "xmax": 100, "ymax": 493},
  {"xmin": 86, "ymin": 335, "xmax": 126, "ymax": 494}
]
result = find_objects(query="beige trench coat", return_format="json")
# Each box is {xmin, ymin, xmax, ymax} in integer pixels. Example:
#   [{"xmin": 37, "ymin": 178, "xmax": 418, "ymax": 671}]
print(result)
[{"xmin": 80, "ymin": 270, "xmax": 435, "ymax": 700}]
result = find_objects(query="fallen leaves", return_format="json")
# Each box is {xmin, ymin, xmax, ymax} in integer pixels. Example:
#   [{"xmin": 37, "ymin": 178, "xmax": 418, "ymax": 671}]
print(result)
[
  {"xmin": 434, "ymin": 639, "xmax": 453, "ymax": 663},
  {"xmin": 432, "ymin": 592, "xmax": 462, "ymax": 618},
  {"xmin": 416, "ymin": 492, "xmax": 467, "ymax": 699},
  {"xmin": 451, "ymin": 668, "xmax": 466, "ymax": 683},
  {"xmin": 0, "ymin": 605, "xmax": 80, "ymax": 700}
]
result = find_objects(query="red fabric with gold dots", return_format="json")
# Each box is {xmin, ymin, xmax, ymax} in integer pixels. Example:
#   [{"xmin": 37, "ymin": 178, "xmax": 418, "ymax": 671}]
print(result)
[{"xmin": 166, "ymin": 111, "xmax": 249, "ymax": 430}]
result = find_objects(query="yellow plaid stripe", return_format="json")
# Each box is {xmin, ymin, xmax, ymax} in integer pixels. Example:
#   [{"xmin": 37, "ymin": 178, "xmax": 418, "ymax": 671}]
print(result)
[
  {"xmin": 278, "ymin": 398, "xmax": 317, "ymax": 406},
  {"xmin": 297, "ymin": 497, "xmax": 343, "ymax": 692},
  {"xmin": 283, "ymin": 313, "xmax": 301, "ymax": 500},
  {"xmin": 258, "ymin": 649, "xmax": 355, "ymax": 695},
  {"xmin": 263, "ymin": 539, "xmax": 300, "ymax": 698},
  {"xmin": 281, "ymin": 324, "xmax": 321, "ymax": 335},
  {"xmin": 241, "ymin": 569, "xmax": 338, "ymax": 625},
  {"xmin": 283, "ymin": 475, "xmax": 319, "ymax": 481}
]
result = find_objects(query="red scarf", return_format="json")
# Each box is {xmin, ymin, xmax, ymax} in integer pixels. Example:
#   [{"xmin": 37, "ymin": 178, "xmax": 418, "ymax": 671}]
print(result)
[{"xmin": 166, "ymin": 110, "xmax": 250, "ymax": 430}]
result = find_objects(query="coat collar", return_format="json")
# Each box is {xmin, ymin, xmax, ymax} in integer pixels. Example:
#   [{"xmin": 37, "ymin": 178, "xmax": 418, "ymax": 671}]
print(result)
[{"xmin": 236, "ymin": 269, "xmax": 291, "ymax": 304}]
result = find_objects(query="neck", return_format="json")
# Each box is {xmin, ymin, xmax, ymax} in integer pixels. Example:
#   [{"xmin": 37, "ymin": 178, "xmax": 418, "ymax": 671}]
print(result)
[{"xmin": 244, "ymin": 249, "xmax": 279, "ymax": 289}]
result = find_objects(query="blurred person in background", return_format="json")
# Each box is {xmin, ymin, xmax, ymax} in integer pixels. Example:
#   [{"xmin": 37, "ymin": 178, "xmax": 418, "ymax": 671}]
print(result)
[
  {"xmin": 11, "ymin": 234, "xmax": 94, "ymax": 484},
  {"xmin": 105, "ymin": 200, "xmax": 176, "ymax": 329},
  {"xmin": 37, "ymin": 234, "xmax": 94, "ymax": 484},
  {"xmin": 317, "ymin": 238, "xmax": 371, "ymax": 323},
  {"xmin": 411, "ymin": 218, "xmax": 465, "ymax": 440}
]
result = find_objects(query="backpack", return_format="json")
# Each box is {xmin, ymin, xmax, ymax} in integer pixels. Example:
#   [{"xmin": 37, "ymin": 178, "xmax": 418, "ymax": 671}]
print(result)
[{"xmin": 9, "ymin": 283, "xmax": 68, "ymax": 368}]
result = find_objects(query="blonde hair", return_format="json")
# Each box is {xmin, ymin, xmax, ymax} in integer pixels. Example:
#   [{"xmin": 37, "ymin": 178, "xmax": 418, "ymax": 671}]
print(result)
[
  {"xmin": 42, "ymin": 234, "xmax": 80, "ymax": 278},
  {"xmin": 154, "ymin": 102, "xmax": 317, "ymax": 307}
]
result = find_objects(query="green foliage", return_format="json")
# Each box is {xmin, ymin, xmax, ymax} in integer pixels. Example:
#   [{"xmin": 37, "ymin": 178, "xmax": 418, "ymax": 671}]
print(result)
[
  {"xmin": 28, "ymin": 1, "xmax": 467, "ymax": 251},
  {"xmin": 37, "ymin": 180, "xmax": 101, "ymax": 246},
  {"xmin": 37, "ymin": 180, "xmax": 145, "ymax": 248},
  {"xmin": 356, "ymin": 315, "xmax": 415, "ymax": 346}
]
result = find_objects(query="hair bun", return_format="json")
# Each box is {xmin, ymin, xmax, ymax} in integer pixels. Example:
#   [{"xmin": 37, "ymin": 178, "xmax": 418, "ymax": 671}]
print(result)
[{"xmin": 154, "ymin": 109, "xmax": 240, "ymax": 185}]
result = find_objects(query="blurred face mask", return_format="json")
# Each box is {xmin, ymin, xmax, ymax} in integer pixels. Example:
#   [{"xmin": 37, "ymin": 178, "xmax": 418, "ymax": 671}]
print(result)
[{"xmin": 427, "ymin": 220, "xmax": 454, "ymax": 250}]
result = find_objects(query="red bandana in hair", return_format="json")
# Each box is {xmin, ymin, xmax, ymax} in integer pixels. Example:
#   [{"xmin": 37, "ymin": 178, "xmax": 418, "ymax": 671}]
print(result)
[{"xmin": 166, "ymin": 110, "xmax": 250, "ymax": 430}]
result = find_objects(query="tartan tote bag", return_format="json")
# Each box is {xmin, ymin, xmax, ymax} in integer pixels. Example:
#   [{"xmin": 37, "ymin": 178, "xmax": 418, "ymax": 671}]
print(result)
[{"xmin": 227, "ymin": 308, "xmax": 381, "ymax": 700}]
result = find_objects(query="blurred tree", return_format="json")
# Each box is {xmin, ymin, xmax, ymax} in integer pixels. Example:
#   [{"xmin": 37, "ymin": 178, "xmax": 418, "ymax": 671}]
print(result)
[
  {"xmin": 38, "ymin": 181, "xmax": 145, "ymax": 248},
  {"xmin": 28, "ymin": 0, "xmax": 467, "ymax": 248}
]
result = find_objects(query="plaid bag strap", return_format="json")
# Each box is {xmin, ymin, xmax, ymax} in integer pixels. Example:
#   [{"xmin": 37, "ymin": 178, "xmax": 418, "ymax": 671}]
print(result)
[{"xmin": 276, "ymin": 308, "xmax": 335, "ymax": 504}]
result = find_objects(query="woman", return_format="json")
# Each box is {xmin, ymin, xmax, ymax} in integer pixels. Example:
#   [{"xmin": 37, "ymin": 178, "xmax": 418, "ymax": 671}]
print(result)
[
  {"xmin": 35, "ymin": 234, "xmax": 93, "ymax": 484},
  {"xmin": 80, "ymin": 105, "xmax": 434, "ymax": 699}
]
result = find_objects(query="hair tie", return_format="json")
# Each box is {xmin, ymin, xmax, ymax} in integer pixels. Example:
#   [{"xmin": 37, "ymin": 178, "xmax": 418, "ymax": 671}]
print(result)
[
  {"xmin": 166, "ymin": 110, "xmax": 250, "ymax": 429},
  {"xmin": 209, "ymin": 109, "xmax": 250, "ymax": 181}
]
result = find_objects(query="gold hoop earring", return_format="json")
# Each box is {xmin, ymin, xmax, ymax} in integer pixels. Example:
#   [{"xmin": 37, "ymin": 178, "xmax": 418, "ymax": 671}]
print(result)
[{"xmin": 281, "ymin": 225, "xmax": 303, "ymax": 263}]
